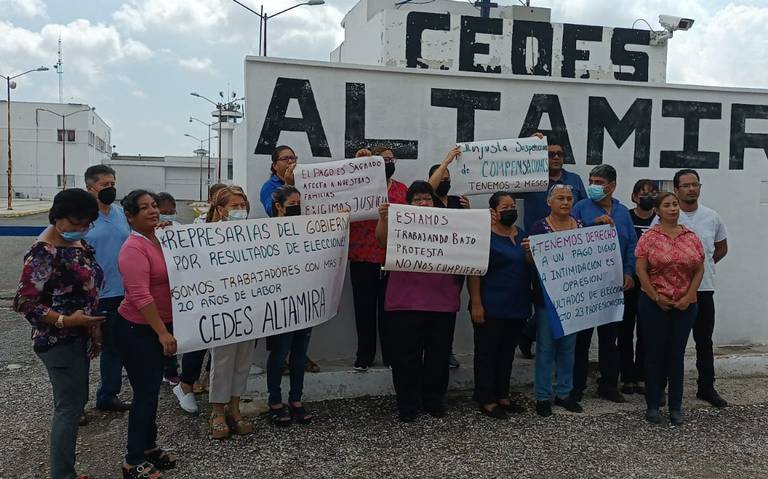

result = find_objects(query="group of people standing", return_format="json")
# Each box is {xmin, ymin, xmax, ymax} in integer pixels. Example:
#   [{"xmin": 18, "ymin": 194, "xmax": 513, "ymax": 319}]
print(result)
[{"xmin": 15, "ymin": 135, "xmax": 730, "ymax": 478}]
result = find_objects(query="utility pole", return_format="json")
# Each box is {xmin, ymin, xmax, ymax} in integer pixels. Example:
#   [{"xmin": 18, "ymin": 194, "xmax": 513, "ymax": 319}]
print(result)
[
  {"xmin": 54, "ymin": 35, "xmax": 63, "ymax": 103},
  {"xmin": 474, "ymin": 0, "xmax": 498, "ymax": 17}
]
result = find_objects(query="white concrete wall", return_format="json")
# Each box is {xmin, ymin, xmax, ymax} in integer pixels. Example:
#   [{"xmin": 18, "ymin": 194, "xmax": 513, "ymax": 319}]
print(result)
[
  {"xmin": 244, "ymin": 58, "xmax": 768, "ymax": 358},
  {"xmin": 107, "ymin": 156, "xmax": 215, "ymax": 201},
  {"xmin": 0, "ymin": 101, "xmax": 111, "ymax": 199}
]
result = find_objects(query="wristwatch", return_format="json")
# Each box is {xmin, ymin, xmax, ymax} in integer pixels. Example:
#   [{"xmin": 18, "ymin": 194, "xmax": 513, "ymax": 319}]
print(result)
[{"xmin": 54, "ymin": 315, "xmax": 66, "ymax": 329}]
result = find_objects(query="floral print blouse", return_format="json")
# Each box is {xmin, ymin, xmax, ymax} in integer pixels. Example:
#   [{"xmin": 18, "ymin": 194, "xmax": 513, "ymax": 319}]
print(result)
[{"xmin": 13, "ymin": 241, "xmax": 103, "ymax": 351}]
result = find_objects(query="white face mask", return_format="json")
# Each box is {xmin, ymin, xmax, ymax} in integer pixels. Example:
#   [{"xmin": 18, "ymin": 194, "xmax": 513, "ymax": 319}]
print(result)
[{"xmin": 227, "ymin": 208, "xmax": 248, "ymax": 221}]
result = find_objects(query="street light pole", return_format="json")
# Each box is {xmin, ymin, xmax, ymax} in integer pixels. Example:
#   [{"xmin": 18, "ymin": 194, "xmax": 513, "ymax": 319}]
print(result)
[
  {"xmin": 190, "ymin": 116, "xmax": 213, "ymax": 193},
  {"xmin": 230, "ymin": 1, "xmax": 326, "ymax": 56},
  {"xmin": 36, "ymin": 107, "xmax": 91, "ymax": 190},
  {"xmin": 1, "ymin": 66, "xmax": 49, "ymax": 210}
]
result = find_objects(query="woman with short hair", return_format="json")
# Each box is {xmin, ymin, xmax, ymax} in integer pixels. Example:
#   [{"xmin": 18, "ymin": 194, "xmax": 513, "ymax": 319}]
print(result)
[
  {"xmin": 14, "ymin": 188, "xmax": 104, "ymax": 479},
  {"xmin": 115, "ymin": 189, "xmax": 178, "ymax": 478},
  {"xmin": 375, "ymin": 180, "xmax": 463, "ymax": 422},
  {"xmin": 636, "ymin": 191, "xmax": 704, "ymax": 425}
]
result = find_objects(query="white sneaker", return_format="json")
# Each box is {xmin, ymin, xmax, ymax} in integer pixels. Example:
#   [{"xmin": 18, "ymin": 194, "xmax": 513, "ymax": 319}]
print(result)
[{"xmin": 173, "ymin": 384, "xmax": 198, "ymax": 414}]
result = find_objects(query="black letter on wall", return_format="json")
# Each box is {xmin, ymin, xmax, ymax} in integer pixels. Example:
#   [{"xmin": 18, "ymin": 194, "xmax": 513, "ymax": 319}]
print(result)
[
  {"xmin": 254, "ymin": 78, "xmax": 331, "ymax": 157},
  {"xmin": 459, "ymin": 16, "xmax": 503, "ymax": 73},
  {"xmin": 610, "ymin": 28, "xmax": 650, "ymax": 82},
  {"xmin": 730, "ymin": 103, "xmax": 768, "ymax": 170},
  {"xmin": 518, "ymin": 94, "xmax": 575, "ymax": 164},
  {"xmin": 431, "ymin": 89, "xmax": 501, "ymax": 143},
  {"xmin": 561, "ymin": 24, "xmax": 603, "ymax": 78},
  {"xmin": 587, "ymin": 97, "xmax": 652, "ymax": 166},
  {"xmin": 511, "ymin": 20, "xmax": 553, "ymax": 76},
  {"xmin": 660, "ymin": 100, "xmax": 722, "ymax": 169},
  {"xmin": 345, "ymin": 83, "xmax": 419, "ymax": 159},
  {"xmin": 406, "ymin": 12, "xmax": 451, "ymax": 68}
]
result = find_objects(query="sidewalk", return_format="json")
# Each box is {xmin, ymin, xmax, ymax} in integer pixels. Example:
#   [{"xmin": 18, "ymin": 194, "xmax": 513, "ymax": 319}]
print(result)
[{"xmin": 0, "ymin": 199, "xmax": 52, "ymax": 218}]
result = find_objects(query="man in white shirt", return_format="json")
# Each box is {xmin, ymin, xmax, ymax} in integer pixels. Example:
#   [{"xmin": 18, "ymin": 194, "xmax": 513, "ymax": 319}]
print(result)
[{"xmin": 661, "ymin": 169, "xmax": 729, "ymax": 408}]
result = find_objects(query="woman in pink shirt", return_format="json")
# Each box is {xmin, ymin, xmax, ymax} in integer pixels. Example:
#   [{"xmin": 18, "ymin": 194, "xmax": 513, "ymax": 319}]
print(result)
[
  {"xmin": 115, "ymin": 189, "xmax": 178, "ymax": 479},
  {"xmin": 635, "ymin": 191, "xmax": 704, "ymax": 426}
]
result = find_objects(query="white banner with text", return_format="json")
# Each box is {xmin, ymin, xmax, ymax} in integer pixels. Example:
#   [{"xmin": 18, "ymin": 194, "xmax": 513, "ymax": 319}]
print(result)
[
  {"xmin": 529, "ymin": 224, "xmax": 624, "ymax": 338},
  {"xmin": 159, "ymin": 214, "xmax": 350, "ymax": 353},
  {"xmin": 383, "ymin": 204, "xmax": 490, "ymax": 275}
]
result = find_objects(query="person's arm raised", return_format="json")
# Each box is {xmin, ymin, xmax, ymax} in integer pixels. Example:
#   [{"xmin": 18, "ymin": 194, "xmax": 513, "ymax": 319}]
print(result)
[
  {"xmin": 375, "ymin": 203, "xmax": 390, "ymax": 247},
  {"xmin": 428, "ymin": 147, "xmax": 461, "ymax": 192}
]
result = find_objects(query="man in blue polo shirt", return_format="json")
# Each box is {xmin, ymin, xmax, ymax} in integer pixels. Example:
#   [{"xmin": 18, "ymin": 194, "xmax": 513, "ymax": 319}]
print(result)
[
  {"xmin": 84, "ymin": 165, "xmax": 132, "ymax": 412},
  {"xmin": 522, "ymin": 134, "xmax": 587, "ymax": 230},
  {"xmin": 571, "ymin": 164, "xmax": 637, "ymax": 404}
]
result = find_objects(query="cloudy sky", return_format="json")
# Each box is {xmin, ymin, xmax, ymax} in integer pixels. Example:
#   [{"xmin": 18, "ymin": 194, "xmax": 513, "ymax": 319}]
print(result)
[{"xmin": 1, "ymin": 0, "xmax": 766, "ymax": 156}]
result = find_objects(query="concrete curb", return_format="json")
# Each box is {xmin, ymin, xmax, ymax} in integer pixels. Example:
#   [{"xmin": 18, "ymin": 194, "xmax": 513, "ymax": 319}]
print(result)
[
  {"xmin": 244, "ymin": 351, "xmax": 768, "ymax": 402},
  {"xmin": 0, "ymin": 207, "xmax": 50, "ymax": 218}
]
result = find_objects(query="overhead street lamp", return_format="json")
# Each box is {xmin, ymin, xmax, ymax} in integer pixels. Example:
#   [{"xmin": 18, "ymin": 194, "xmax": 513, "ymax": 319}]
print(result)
[
  {"xmin": 185, "ymin": 133, "xmax": 218, "ymax": 201},
  {"xmin": 231, "ymin": 0, "xmax": 326, "ymax": 56},
  {"xmin": 1, "ymin": 66, "xmax": 49, "ymax": 210},
  {"xmin": 36, "ymin": 106, "xmax": 92, "ymax": 190},
  {"xmin": 190, "ymin": 92, "xmax": 243, "ymax": 182},
  {"xmin": 190, "ymin": 116, "xmax": 213, "ymax": 193}
]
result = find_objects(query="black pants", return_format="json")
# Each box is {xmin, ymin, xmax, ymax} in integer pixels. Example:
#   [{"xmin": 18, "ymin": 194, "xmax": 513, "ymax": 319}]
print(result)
[
  {"xmin": 388, "ymin": 311, "xmax": 455, "ymax": 416},
  {"xmin": 96, "ymin": 296, "xmax": 124, "ymax": 407},
  {"xmin": 350, "ymin": 261, "xmax": 388, "ymax": 366},
  {"xmin": 473, "ymin": 317, "xmax": 524, "ymax": 405},
  {"xmin": 114, "ymin": 316, "xmax": 164, "ymax": 465},
  {"xmin": 573, "ymin": 322, "xmax": 620, "ymax": 395},
  {"xmin": 180, "ymin": 349, "xmax": 207, "ymax": 386},
  {"xmin": 638, "ymin": 293, "xmax": 696, "ymax": 410},
  {"xmin": 618, "ymin": 287, "xmax": 644, "ymax": 383},
  {"xmin": 694, "ymin": 291, "xmax": 716, "ymax": 393}
]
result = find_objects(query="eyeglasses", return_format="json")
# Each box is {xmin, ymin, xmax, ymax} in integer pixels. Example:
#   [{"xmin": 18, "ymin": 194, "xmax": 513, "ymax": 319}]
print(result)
[
  {"xmin": 277, "ymin": 155, "xmax": 297, "ymax": 162},
  {"xmin": 411, "ymin": 195, "xmax": 433, "ymax": 204},
  {"xmin": 382, "ymin": 156, "xmax": 395, "ymax": 162},
  {"xmin": 548, "ymin": 151, "xmax": 563, "ymax": 159}
]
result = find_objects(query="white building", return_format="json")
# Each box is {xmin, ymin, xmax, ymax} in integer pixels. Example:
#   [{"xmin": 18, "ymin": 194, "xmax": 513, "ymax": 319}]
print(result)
[
  {"xmin": 106, "ymin": 154, "xmax": 217, "ymax": 201},
  {"xmin": 0, "ymin": 101, "xmax": 111, "ymax": 199}
]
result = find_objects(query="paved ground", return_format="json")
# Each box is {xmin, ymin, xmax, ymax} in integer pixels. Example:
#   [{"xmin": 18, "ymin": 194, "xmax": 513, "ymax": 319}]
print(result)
[{"xmin": 2, "ymin": 301, "xmax": 768, "ymax": 479}]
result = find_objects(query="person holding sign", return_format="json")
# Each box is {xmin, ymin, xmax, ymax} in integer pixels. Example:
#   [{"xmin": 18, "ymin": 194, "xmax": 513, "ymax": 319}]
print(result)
[
  {"xmin": 264, "ymin": 186, "xmax": 315, "ymax": 426},
  {"xmin": 521, "ymin": 134, "xmax": 587, "ymax": 230},
  {"xmin": 428, "ymin": 147, "xmax": 471, "ymax": 370},
  {"xmin": 115, "ymin": 190, "xmax": 178, "ymax": 478},
  {"xmin": 467, "ymin": 192, "xmax": 532, "ymax": 419},
  {"xmin": 349, "ymin": 146, "xmax": 407, "ymax": 372},
  {"xmin": 13, "ymin": 189, "xmax": 104, "ymax": 479},
  {"xmin": 635, "ymin": 192, "xmax": 705, "ymax": 425},
  {"xmin": 570, "ymin": 164, "xmax": 637, "ymax": 404},
  {"xmin": 260, "ymin": 145, "xmax": 297, "ymax": 217},
  {"xmin": 525, "ymin": 184, "xmax": 584, "ymax": 417},
  {"xmin": 205, "ymin": 186, "xmax": 256, "ymax": 439},
  {"xmin": 375, "ymin": 181, "xmax": 464, "ymax": 422}
]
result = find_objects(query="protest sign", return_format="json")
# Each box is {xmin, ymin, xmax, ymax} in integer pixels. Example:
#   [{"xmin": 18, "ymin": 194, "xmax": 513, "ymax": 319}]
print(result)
[
  {"xmin": 529, "ymin": 224, "xmax": 624, "ymax": 338},
  {"xmin": 158, "ymin": 214, "xmax": 350, "ymax": 353},
  {"xmin": 453, "ymin": 137, "xmax": 549, "ymax": 195},
  {"xmin": 383, "ymin": 204, "xmax": 490, "ymax": 275},
  {"xmin": 294, "ymin": 156, "xmax": 389, "ymax": 221}
]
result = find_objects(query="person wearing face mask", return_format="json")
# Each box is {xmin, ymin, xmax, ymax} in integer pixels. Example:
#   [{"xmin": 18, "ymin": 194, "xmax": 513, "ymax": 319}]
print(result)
[
  {"xmin": 115, "ymin": 189, "xmax": 179, "ymax": 479},
  {"xmin": 156, "ymin": 192, "xmax": 179, "ymax": 225},
  {"xmin": 264, "ymin": 186, "xmax": 315, "ymax": 426},
  {"xmin": 467, "ymin": 192, "xmax": 532, "ymax": 419},
  {"xmin": 428, "ymin": 147, "xmax": 472, "ymax": 370},
  {"xmin": 375, "ymin": 181, "xmax": 464, "ymax": 422},
  {"xmin": 260, "ymin": 145, "xmax": 297, "ymax": 217},
  {"xmin": 523, "ymin": 184, "xmax": 584, "ymax": 417},
  {"xmin": 83, "ymin": 165, "xmax": 132, "ymax": 415},
  {"xmin": 570, "ymin": 164, "xmax": 637, "ymax": 404},
  {"xmin": 14, "ymin": 188, "xmax": 105, "ymax": 479},
  {"xmin": 202, "ymin": 186, "xmax": 256, "ymax": 439},
  {"xmin": 348, "ymin": 146, "xmax": 408, "ymax": 372},
  {"xmin": 636, "ymin": 192, "xmax": 704, "ymax": 425},
  {"xmin": 618, "ymin": 180, "xmax": 659, "ymax": 396}
]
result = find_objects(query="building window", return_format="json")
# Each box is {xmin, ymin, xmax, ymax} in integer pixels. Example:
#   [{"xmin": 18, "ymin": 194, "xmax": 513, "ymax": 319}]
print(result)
[
  {"xmin": 57, "ymin": 129, "xmax": 76, "ymax": 142},
  {"xmin": 57, "ymin": 175, "xmax": 76, "ymax": 188},
  {"xmin": 88, "ymin": 131, "xmax": 94, "ymax": 146}
]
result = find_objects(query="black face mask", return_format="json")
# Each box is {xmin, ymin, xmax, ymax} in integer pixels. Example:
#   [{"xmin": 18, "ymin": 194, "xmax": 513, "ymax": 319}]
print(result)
[
  {"xmin": 436, "ymin": 181, "xmax": 451, "ymax": 197},
  {"xmin": 385, "ymin": 162, "xmax": 396, "ymax": 178},
  {"xmin": 638, "ymin": 196, "xmax": 655, "ymax": 211},
  {"xmin": 499, "ymin": 209, "xmax": 518, "ymax": 227},
  {"xmin": 285, "ymin": 205, "xmax": 301, "ymax": 217},
  {"xmin": 98, "ymin": 187, "xmax": 117, "ymax": 205}
]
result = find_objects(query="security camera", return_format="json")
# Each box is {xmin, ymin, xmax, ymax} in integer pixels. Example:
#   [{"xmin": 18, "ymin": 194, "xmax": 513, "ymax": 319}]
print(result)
[{"xmin": 659, "ymin": 15, "xmax": 694, "ymax": 32}]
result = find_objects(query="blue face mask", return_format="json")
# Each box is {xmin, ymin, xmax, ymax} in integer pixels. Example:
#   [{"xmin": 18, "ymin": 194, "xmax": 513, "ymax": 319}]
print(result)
[
  {"xmin": 60, "ymin": 230, "xmax": 87, "ymax": 242},
  {"xmin": 159, "ymin": 214, "xmax": 177, "ymax": 223},
  {"xmin": 587, "ymin": 184, "xmax": 607, "ymax": 201},
  {"xmin": 227, "ymin": 209, "xmax": 248, "ymax": 221}
]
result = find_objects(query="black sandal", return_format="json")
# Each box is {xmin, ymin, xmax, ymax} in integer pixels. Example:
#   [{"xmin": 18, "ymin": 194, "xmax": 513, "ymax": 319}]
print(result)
[
  {"xmin": 268, "ymin": 405, "xmax": 292, "ymax": 427},
  {"xmin": 144, "ymin": 448, "xmax": 177, "ymax": 470},
  {"xmin": 290, "ymin": 404, "xmax": 313, "ymax": 425},
  {"xmin": 122, "ymin": 461, "xmax": 162, "ymax": 479}
]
